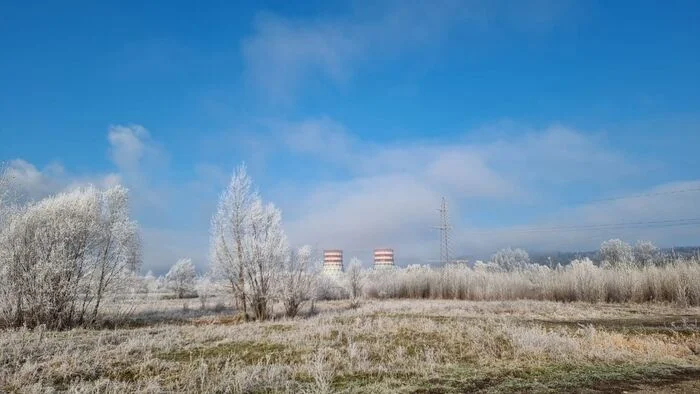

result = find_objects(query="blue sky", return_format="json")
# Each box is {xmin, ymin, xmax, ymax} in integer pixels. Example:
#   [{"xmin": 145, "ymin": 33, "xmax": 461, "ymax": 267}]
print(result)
[{"xmin": 2, "ymin": 1, "xmax": 699, "ymax": 272}]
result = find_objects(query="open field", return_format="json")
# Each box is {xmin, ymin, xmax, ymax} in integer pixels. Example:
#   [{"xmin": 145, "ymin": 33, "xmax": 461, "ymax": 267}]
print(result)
[{"xmin": 2, "ymin": 296, "xmax": 700, "ymax": 393}]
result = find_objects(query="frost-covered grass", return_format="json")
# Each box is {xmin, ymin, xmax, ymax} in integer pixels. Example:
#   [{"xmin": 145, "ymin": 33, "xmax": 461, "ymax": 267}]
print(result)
[
  {"xmin": 2, "ymin": 298, "xmax": 699, "ymax": 393},
  {"xmin": 363, "ymin": 259, "xmax": 700, "ymax": 306}
]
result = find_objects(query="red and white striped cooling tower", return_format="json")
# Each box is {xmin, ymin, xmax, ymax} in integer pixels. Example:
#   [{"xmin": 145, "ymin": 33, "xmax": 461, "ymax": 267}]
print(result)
[
  {"xmin": 323, "ymin": 249, "xmax": 344, "ymax": 273},
  {"xmin": 373, "ymin": 248, "xmax": 395, "ymax": 270}
]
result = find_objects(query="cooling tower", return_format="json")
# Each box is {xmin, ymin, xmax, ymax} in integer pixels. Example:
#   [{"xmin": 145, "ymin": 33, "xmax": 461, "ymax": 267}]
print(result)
[
  {"xmin": 323, "ymin": 249, "xmax": 344, "ymax": 273},
  {"xmin": 373, "ymin": 248, "xmax": 395, "ymax": 270}
]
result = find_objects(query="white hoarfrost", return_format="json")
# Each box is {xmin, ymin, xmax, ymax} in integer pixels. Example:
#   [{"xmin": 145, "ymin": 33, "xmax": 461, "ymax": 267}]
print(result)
[
  {"xmin": 280, "ymin": 245, "xmax": 320, "ymax": 317},
  {"xmin": 0, "ymin": 185, "xmax": 140, "ymax": 329},
  {"xmin": 346, "ymin": 257, "xmax": 363, "ymax": 300},
  {"xmin": 633, "ymin": 240, "xmax": 659, "ymax": 267},
  {"xmin": 243, "ymin": 198, "xmax": 287, "ymax": 319},
  {"xmin": 210, "ymin": 164, "xmax": 289, "ymax": 320},
  {"xmin": 491, "ymin": 247, "xmax": 531, "ymax": 272},
  {"xmin": 0, "ymin": 163, "xmax": 19, "ymax": 229},
  {"xmin": 210, "ymin": 164, "xmax": 256, "ymax": 316},
  {"xmin": 599, "ymin": 238, "xmax": 633, "ymax": 267},
  {"xmin": 166, "ymin": 258, "xmax": 197, "ymax": 298}
]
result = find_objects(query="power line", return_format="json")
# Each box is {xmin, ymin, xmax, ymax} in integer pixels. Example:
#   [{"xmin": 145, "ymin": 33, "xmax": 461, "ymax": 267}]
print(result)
[
  {"xmin": 581, "ymin": 187, "xmax": 700, "ymax": 204},
  {"xmin": 463, "ymin": 187, "xmax": 700, "ymax": 236},
  {"xmin": 472, "ymin": 217, "xmax": 700, "ymax": 234}
]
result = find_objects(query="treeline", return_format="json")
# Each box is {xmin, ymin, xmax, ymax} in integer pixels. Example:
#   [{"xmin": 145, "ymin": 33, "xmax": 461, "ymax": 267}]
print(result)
[
  {"xmin": 360, "ymin": 259, "xmax": 700, "ymax": 306},
  {"xmin": 354, "ymin": 240, "xmax": 700, "ymax": 305},
  {"xmin": 528, "ymin": 246, "xmax": 700, "ymax": 267}
]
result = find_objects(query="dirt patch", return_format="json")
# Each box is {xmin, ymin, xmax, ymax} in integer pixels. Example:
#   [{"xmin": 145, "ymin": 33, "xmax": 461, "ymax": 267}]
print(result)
[
  {"xmin": 410, "ymin": 363, "xmax": 700, "ymax": 393},
  {"xmin": 331, "ymin": 371, "xmax": 419, "ymax": 391},
  {"xmin": 156, "ymin": 340, "xmax": 302, "ymax": 364},
  {"xmin": 191, "ymin": 313, "xmax": 247, "ymax": 326},
  {"xmin": 633, "ymin": 378, "xmax": 700, "ymax": 393},
  {"xmin": 587, "ymin": 366, "xmax": 700, "ymax": 393},
  {"xmin": 533, "ymin": 315, "xmax": 700, "ymax": 337},
  {"xmin": 264, "ymin": 323, "xmax": 295, "ymax": 332}
]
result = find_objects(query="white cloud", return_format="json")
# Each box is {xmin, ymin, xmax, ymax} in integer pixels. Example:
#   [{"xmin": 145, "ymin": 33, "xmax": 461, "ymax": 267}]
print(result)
[
  {"xmin": 242, "ymin": 13, "xmax": 359, "ymax": 102},
  {"xmin": 3, "ymin": 159, "xmax": 121, "ymax": 202},
  {"xmin": 242, "ymin": 1, "xmax": 572, "ymax": 101},
  {"xmin": 425, "ymin": 149, "xmax": 516, "ymax": 198},
  {"xmin": 2, "ymin": 126, "xmax": 157, "ymax": 203},
  {"xmin": 253, "ymin": 117, "xmax": 699, "ymax": 263},
  {"xmin": 3, "ymin": 124, "xmax": 178, "ymax": 274},
  {"xmin": 105, "ymin": 124, "xmax": 171, "ymax": 217},
  {"xmin": 276, "ymin": 117, "xmax": 356, "ymax": 164},
  {"xmin": 6, "ymin": 118, "xmax": 698, "ymax": 272},
  {"xmin": 4, "ymin": 159, "xmax": 64, "ymax": 200},
  {"xmin": 455, "ymin": 179, "xmax": 700, "ymax": 256},
  {"xmin": 242, "ymin": 1, "xmax": 460, "ymax": 101},
  {"xmin": 482, "ymin": 125, "xmax": 633, "ymax": 185},
  {"xmin": 283, "ymin": 173, "xmax": 441, "ymax": 266},
  {"xmin": 140, "ymin": 227, "xmax": 210, "ymax": 274},
  {"xmin": 107, "ymin": 124, "xmax": 161, "ymax": 172}
]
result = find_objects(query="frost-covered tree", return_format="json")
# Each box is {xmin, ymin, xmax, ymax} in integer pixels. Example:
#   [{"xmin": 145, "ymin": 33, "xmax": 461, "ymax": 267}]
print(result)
[
  {"xmin": 633, "ymin": 240, "xmax": 659, "ymax": 267},
  {"xmin": 346, "ymin": 257, "xmax": 364, "ymax": 300},
  {"xmin": 166, "ymin": 258, "xmax": 197, "ymax": 298},
  {"xmin": 280, "ymin": 245, "xmax": 319, "ymax": 317},
  {"xmin": 0, "ymin": 163, "xmax": 8, "ymax": 208},
  {"xmin": 0, "ymin": 185, "xmax": 140, "ymax": 329},
  {"xmin": 210, "ymin": 164, "xmax": 288, "ymax": 320},
  {"xmin": 195, "ymin": 274, "xmax": 217, "ymax": 309},
  {"xmin": 599, "ymin": 239, "xmax": 633, "ymax": 267},
  {"xmin": 210, "ymin": 164, "xmax": 256, "ymax": 315},
  {"xmin": 90, "ymin": 186, "xmax": 141, "ymax": 319},
  {"xmin": 142, "ymin": 270, "xmax": 159, "ymax": 294},
  {"xmin": 0, "ymin": 163, "xmax": 18, "ymax": 229},
  {"xmin": 244, "ymin": 199, "xmax": 287, "ymax": 319},
  {"xmin": 474, "ymin": 260, "xmax": 501, "ymax": 273},
  {"xmin": 491, "ymin": 247, "xmax": 530, "ymax": 272},
  {"xmin": 473, "ymin": 260, "xmax": 488, "ymax": 272}
]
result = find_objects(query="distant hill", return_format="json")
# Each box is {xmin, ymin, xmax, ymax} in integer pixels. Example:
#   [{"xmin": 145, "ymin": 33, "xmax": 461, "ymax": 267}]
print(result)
[
  {"xmin": 451, "ymin": 246, "xmax": 700, "ymax": 268},
  {"xmin": 529, "ymin": 246, "xmax": 700, "ymax": 267}
]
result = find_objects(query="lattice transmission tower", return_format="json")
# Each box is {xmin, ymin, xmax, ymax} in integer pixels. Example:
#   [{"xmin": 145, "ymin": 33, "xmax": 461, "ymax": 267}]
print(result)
[{"xmin": 433, "ymin": 197, "xmax": 453, "ymax": 265}]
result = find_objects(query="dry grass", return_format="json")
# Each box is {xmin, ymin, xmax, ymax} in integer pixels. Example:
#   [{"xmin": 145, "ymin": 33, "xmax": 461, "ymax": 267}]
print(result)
[
  {"xmin": 1, "ymin": 297, "xmax": 700, "ymax": 393},
  {"xmin": 363, "ymin": 260, "xmax": 700, "ymax": 306}
]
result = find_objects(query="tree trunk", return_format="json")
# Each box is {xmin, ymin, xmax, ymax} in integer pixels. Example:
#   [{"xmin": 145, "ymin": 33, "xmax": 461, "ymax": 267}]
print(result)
[{"xmin": 236, "ymin": 237, "xmax": 247, "ymax": 318}]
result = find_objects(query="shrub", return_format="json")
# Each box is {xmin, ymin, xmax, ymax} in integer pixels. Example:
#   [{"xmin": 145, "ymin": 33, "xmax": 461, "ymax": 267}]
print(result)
[
  {"xmin": 280, "ymin": 245, "xmax": 319, "ymax": 318},
  {"xmin": 0, "ymin": 186, "xmax": 140, "ymax": 329},
  {"xmin": 166, "ymin": 258, "xmax": 197, "ymax": 299},
  {"xmin": 359, "ymin": 258, "xmax": 700, "ymax": 306},
  {"xmin": 491, "ymin": 247, "xmax": 531, "ymax": 272},
  {"xmin": 599, "ymin": 239, "xmax": 633, "ymax": 267},
  {"xmin": 633, "ymin": 240, "xmax": 659, "ymax": 267}
]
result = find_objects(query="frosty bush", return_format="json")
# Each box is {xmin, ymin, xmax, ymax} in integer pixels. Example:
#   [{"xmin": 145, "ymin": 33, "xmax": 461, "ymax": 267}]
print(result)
[
  {"xmin": 345, "ymin": 257, "xmax": 364, "ymax": 300},
  {"xmin": 142, "ymin": 270, "xmax": 159, "ymax": 294},
  {"xmin": 491, "ymin": 247, "xmax": 531, "ymax": 272},
  {"xmin": 315, "ymin": 275, "xmax": 348, "ymax": 300},
  {"xmin": 633, "ymin": 240, "xmax": 659, "ymax": 267},
  {"xmin": 599, "ymin": 239, "xmax": 633, "ymax": 267},
  {"xmin": 0, "ymin": 185, "xmax": 140, "ymax": 329},
  {"xmin": 166, "ymin": 258, "xmax": 197, "ymax": 299},
  {"xmin": 360, "ymin": 257, "xmax": 700, "ymax": 306},
  {"xmin": 280, "ymin": 245, "xmax": 319, "ymax": 317}
]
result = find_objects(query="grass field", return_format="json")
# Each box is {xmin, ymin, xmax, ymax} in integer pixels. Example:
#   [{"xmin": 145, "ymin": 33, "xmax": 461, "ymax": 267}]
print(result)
[{"xmin": 2, "ymin": 296, "xmax": 700, "ymax": 393}]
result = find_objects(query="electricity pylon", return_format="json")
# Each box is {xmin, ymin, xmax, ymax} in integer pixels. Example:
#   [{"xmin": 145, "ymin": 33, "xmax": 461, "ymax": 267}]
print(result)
[{"xmin": 433, "ymin": 197, "xmax": 453, "ymax": 265}]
